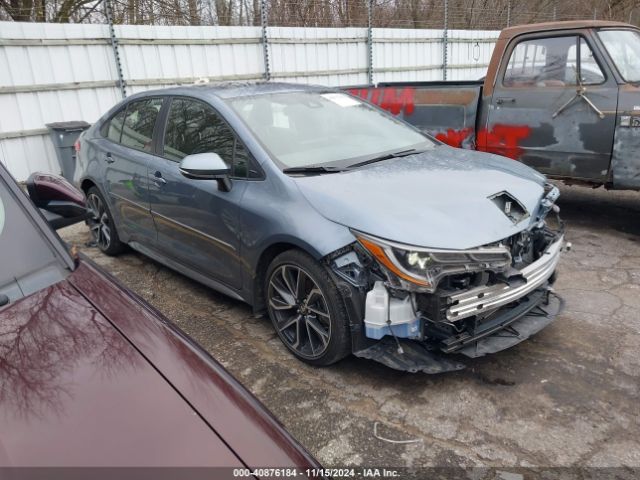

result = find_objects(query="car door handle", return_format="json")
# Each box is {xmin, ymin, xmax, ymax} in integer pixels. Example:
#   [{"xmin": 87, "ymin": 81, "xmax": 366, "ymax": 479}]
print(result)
[
  {"xmin": 104, "ymin": 152, "xmax": 115, "ymax": 163},
  {"xmin": 496, "ymin": 97, "xmax": 516, "ymax": 105},
  {"xmin": 151, "ymin": 171, "xmax": 167, "ymax": 186}
]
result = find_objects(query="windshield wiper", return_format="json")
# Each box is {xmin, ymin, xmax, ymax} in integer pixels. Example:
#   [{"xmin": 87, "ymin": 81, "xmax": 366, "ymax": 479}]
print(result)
[
  {"xmin": 283, "ymin": 148, "xmax": 425, "ymax": 174},
  {"xmin": 346, "ymin": 148, "xmax": 423, "ymax": 170},
  {"xmin": 283, "ymin": 166, "xmax": 346, "ymax": 175}
]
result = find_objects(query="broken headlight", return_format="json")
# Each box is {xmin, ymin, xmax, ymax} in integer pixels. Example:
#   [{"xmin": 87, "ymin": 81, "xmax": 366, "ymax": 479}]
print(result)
[
  {"xmin": 538, "ymin": 183, "xmax": 560, "ymax": 220},
  {"xmin": 355, "ymin": 231, "xmax": 512, "ymax": 292}
]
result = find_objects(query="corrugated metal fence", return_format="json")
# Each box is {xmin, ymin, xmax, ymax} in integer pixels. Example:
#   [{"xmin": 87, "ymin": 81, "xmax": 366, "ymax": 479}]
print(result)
[{"xmin": 0, "ymin": 21, "xmax": 498, "ymax": 181}]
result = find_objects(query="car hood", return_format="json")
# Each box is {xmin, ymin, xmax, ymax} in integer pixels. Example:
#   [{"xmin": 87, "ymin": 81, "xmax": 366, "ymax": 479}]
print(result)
[
  {"xmin": 0, "ymin": 278, "xmax": 242, "ymax": 467},
  {"xmin": 294, "ymin": 146, "xmax": 547, "ymax": 249}
]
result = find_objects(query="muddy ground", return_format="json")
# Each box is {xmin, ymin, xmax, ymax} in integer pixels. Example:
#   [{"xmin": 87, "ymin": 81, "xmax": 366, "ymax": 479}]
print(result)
[{"xmin": 60, "ymin": 184, "xmax": 640, "ymax": 471}]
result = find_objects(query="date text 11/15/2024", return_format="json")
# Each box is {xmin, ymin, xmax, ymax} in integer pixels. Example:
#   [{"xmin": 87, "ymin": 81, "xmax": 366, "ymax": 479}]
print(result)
[{"xmin": 232, "ymin": 468, "xmax": 401, "ymax": 477}]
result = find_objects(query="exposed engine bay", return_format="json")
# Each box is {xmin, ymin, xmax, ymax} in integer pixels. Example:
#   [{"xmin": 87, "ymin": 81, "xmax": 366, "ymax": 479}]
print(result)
[{"xmin": 327, "ymin": 184, "xmax": 568, "ymax": 373}]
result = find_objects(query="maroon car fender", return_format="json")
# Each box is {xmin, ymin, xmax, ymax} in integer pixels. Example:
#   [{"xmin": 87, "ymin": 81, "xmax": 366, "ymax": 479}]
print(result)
[{"xmin": 68, "ymin": 257, "xmax": 321, "ymax": 472}]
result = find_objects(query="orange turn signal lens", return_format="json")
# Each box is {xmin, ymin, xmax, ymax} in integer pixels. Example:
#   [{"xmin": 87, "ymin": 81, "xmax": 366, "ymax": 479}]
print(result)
[{"xmin": 357, "ymin": 236, "xmax": 431, "ymax": 287}]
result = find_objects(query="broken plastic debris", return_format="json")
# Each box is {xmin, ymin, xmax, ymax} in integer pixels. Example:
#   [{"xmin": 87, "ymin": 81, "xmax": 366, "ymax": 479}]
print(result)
[{"xmin": 373, "ymin": 422, "xmax": 422, "ymax": 444}]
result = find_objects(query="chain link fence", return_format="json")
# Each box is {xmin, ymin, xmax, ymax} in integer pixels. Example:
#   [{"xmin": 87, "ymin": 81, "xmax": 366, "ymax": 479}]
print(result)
[{"xmin": 1, "ymin": 0, "xmax": 638, "ymax": 28}]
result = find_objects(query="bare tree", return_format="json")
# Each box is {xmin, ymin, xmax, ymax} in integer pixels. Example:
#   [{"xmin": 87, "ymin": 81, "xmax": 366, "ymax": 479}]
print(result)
[{"xmin": 1, "ymin": 0, "xmax": 638, "ymax": 27}]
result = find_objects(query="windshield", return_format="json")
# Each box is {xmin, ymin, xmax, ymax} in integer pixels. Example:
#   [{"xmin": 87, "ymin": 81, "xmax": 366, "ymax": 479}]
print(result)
[
  {"xmin": 228, "ymin": 91, "xmax": 434, "ymax": 169},
  {"xmin": 597, "ymin": 29, "xmax": 640, "ymax": 82}
]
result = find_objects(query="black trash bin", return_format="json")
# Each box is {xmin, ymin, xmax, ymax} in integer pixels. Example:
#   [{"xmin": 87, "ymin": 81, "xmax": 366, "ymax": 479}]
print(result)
[{"xmin": 46, "ymin": 121, "xmax": 91, "ymax": 182}]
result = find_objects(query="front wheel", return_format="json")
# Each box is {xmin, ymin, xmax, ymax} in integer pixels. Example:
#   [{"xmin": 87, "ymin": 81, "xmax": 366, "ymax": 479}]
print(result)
[{"xmin": 265, "ymin": 250, "xmax": 351, "ymax": 366}]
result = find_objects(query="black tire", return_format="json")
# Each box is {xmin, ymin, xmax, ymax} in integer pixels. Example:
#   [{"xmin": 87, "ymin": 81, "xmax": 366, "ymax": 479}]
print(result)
[
  {"xmin": 86, "ymin": 186, "xmax": 126, "ymax": 256},
  {"xmin": 265, "ymin": 250, "xmax": 351, "ymax": 366}
]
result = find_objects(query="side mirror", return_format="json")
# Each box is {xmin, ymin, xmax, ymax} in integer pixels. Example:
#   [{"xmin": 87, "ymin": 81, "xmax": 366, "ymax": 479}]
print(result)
[
  {"xmin": 26, "ymin": 173, "xmax": 88, "ymax": 230},
  {"xmin": 179, "ymin": 153, "xmax": 232, "ymax": 191}
]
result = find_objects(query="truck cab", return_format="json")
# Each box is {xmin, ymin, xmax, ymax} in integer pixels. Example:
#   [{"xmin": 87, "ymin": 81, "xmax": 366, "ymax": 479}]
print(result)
[{"xmin": 350, "ymin": 21, "xmax": 640, "ymax": 191}]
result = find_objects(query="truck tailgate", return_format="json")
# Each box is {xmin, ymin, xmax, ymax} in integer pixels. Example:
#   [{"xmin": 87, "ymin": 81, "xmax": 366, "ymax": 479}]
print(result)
[{"xmin": 347, "ymin": 82, "xmax": 483, "ymax": 148}]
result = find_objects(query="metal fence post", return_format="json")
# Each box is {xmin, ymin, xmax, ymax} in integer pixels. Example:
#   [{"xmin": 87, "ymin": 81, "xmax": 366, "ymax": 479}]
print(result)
[
  {"xmin": 366, "ymin": 0, "xmax": 373, "ymax": 85},
  {"xmin": 442, "ymin": 0, "xmax": 448, "ymax": 81},
  {"xmin": 507, "ymin": 0, "xmax": 511, "ymax": 27},
  {"xmin": 593, "ymin": 8, "xmax": 597, "ymax": 20},
  {"xmin": 105, "ymin": 0, "xmax": 126, "ymax": 98},
  {"xmin": 260, "ymin": 0, "xmax": 271, "ymax": 81},
  {"xmin": 553, "ymin": 4, "xmax": 557, "ymax": 20}
]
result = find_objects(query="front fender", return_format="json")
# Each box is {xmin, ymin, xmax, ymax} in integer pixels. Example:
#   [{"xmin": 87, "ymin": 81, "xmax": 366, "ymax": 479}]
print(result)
[{"xmin": 612, "ymin": 85, "xmax": 640, "ymax": 190}]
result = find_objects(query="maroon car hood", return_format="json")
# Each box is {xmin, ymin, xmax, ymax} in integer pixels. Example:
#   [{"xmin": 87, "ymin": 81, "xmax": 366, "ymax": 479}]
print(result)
[
  {"xmin": 66, "ymin": 260, "xmax": 320, "ymax": 471},
  {"xmin": 0, "ymin": 278, "xmax": 242, "ymax": 467}
]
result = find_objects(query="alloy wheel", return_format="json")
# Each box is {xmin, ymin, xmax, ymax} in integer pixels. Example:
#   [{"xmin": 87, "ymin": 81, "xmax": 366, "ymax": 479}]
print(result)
[
  {"xmin": 87, "ymin": 193, "xmax": 112, "ymax": 251},
  {"xmin": 267, "ymin": 264, "xmax": 332, "ymax": 359}
]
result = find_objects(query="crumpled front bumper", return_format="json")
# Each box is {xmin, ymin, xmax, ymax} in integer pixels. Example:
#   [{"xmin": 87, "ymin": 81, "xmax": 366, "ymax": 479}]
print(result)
[
  {"xmin": 454, "ymin": 288, "xmax": 563, "ymax": 358},
  {"xmin": 353, "ymin": 235, "xmax": 566, "ymax": 374},
  {"xmin": 446, "ymin": 236, "xmax": 564, "ymax": 322},
  {"xmin": 354, "ymin": 288, "xmax": 563, "ymax": 374}
]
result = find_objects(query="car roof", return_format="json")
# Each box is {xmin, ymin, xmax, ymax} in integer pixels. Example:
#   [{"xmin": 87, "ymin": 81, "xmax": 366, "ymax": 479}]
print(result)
[{"xmin": 130, "ymin": 81, "xmax": 331, "ymax": 101}]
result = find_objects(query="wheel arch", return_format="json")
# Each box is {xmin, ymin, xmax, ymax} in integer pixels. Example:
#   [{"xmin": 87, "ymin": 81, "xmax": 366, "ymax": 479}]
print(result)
[
  {"xmin": 79, "ymin": 178, "xmax": 123, "ymax": 228},
  {"xmin": 251, "ymin": 239, "xmax": 323, "ymax": 314},
  {"xmin": 80, "ymin": 177, "xmax": 98, "ymax": 194},
  {"xmin": 81, "ymin": 179, "xmax": 128, "ymax": 251}
]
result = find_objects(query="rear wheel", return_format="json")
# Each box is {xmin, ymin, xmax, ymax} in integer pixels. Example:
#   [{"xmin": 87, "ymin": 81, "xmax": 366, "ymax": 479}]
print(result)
[
  {"xmin": 86, "ymin": 187, "xmax": 125, "ymax": 255},
  {"xmin": 265, "ymin": 250, "xmax": 351, "ymax": 366}
]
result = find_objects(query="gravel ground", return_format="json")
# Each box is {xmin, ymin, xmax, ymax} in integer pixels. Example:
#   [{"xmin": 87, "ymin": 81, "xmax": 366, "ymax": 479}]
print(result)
[{"xmin": 59, "ymin": 183, "xmax": 640, "ymax": 471}]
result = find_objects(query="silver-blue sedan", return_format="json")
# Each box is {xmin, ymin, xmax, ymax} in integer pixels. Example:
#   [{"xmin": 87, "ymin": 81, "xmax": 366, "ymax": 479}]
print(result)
[{"xmin": 74, "ymin": 82, "xmax": 566, "ymax": 373}]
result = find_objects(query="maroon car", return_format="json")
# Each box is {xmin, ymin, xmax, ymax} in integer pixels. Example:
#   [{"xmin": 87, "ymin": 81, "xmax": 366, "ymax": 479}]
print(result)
[{"xmin": 0, "ymin": 164, "xmax": 321, "ymax": 477}]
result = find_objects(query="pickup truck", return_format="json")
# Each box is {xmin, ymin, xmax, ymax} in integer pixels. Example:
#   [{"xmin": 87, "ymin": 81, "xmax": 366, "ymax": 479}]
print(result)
[{"xmin": 349, "ymin": 20, "xmax": 640, "ymax": 191}]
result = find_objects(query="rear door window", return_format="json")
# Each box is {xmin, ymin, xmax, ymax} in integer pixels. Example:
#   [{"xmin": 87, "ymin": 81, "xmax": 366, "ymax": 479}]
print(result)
[
  {"xmin": 102, "ymin": 108, "xmax": 126, "ymax": 143},
  {"xmin": 120, "ymin": 98, "xmax": 163, "ymax": 153}
]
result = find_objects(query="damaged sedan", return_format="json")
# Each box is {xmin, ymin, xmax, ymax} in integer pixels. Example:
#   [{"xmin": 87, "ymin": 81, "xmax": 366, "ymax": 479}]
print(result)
[{"xmin": 74, "ymin": 82, "xmax": 567, "ymax": 373}]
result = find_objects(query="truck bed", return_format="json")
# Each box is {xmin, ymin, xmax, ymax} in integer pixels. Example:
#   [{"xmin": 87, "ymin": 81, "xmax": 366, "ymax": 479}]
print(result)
[{"xmin": 347, "ymin": 82, "xmax": 483, "ymax": 148}]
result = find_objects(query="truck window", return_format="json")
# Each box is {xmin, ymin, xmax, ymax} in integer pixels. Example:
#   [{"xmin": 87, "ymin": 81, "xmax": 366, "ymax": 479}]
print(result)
[
  {"xmin": 598, "ymin": 29, "xmax": 640, "ymax": 82},
  {"xmin": 567, "ymin": 39, "xmax": 605, "ymax": 85},
  {"xmin": 503, "ymin": 36, "xmax": 603, "ymax": 88}
]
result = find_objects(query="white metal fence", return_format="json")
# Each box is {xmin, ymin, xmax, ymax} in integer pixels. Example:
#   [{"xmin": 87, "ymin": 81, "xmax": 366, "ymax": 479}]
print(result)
[{"xmin": 0, "ymin": 21, "xmax": 498, "ymax": 181}]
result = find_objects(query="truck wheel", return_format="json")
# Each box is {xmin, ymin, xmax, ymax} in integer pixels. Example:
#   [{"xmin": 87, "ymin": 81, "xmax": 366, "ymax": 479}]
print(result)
[
  {"xmin": 86, "ymin": 187, "xmax": 125, "ymax": 256},
  {"xmin": 265, "ymin": 250, "xmax": 351, "ymax": 366}
]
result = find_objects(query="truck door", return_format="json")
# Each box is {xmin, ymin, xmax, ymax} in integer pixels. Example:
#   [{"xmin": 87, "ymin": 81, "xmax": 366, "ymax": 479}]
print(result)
[{"xmin": 485, "ymin": 33, "xmax": 617, "ymax": 182}]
